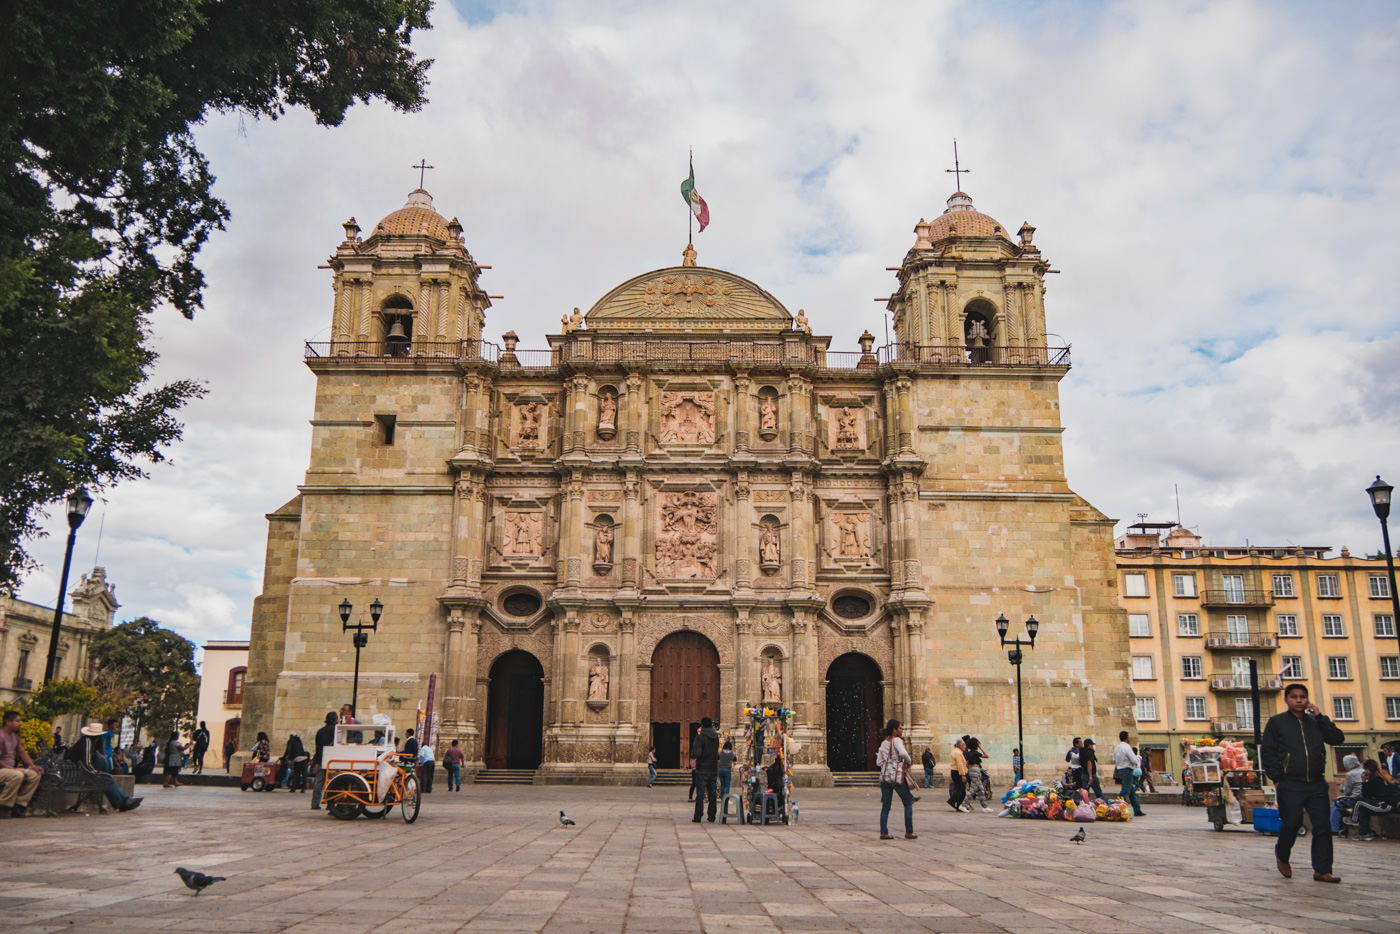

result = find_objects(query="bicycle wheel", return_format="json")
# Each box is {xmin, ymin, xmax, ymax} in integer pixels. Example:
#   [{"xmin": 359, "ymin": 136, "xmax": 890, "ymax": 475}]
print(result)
[
  {"xmin": 324, "ymin": 773, "xmax": 367, "ymax": 820},
  {"xmin": 400, "ymin": 774, "xmax": 420, "ymax": 824}
]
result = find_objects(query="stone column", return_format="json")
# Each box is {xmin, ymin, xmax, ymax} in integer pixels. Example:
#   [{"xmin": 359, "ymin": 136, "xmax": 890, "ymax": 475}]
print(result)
[
  {"xmin": 565, "ymin": 473, "xmax": 585, "ymax": 587},
  {"xmin": 451, "ymin": 474, "xmax": 486, "ymax": 590},
  {"xmin": 437, "ymin": 280, "xmax": 450, "ymax": 340},
  {"xmin": 899, "ymin": 471, "xmax": 923, "ymax": 589},
  {"xmin": 788, "ymin": 608, "xmax": 822, "ymax": 761},
  {"xmin": 621, "ymin": 473, "xmax": 641, "ymax": 590},
  {"xmin": 443, "ymin": 610, "xmax": 467, "ymax": 726},
  {"xmin": 733, "ymin": 610, "xmax": 753, "ymax": 719},
  {"xmin": 905, "ymin": 608, "xmax": 929, "ymax": 731},
  {"xmin": 734, "ymin": 472, "xmax": 752, "ymax": 590},
  {"xmin": 618, "ymin": 614, "xmax": 636, "ymax": 726},
  {"xmin": 733, "ymin": 372, "xmax": 751, "ymax": 453},
  {"xmin": 625, "ymin": 372, "xmax": 643, "ymax": 454},
  {"xmin": 894, "ymin": 377, "xmax": 915, "ymax": 455},
  {"xmin": 786, "ymin": 375, "xmax": 811, "ymax": 456},
  {"xmin": 789, "ymin": 471, "xmax": 814, "ymax": 590},
  {"xmin": 332, "ymin": 276, "xmax": 352, "ymax": 344},
  {"xmin": 357, "ymin": 279, "xmax": 372, "ymax": 342},
  {"xmin": 885, "ymin": 482, "xmax": 905, "ymax": 590},
  {"xmin": 562, "ymin": 612, "xmax": 581, "ymax": 725}
]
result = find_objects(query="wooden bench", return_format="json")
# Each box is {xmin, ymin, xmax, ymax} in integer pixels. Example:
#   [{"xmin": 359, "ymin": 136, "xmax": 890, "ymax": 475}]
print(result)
[{"xmin": 30, "ymin": 752, "xmax": 117, "ymax": 815}]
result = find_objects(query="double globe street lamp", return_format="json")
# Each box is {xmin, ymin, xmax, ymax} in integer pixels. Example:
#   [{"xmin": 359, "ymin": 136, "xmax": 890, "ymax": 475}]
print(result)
[
  {"xmin": 1365, "ymin": 476, "xmax": 1400, "ymax": 664},
  {"xmin": 996, "ymin": 613, "xmax": 1040, "ymax": 774},
  {"xmin": 44, "ymin": 488, "xmax": 93, "ymax": 684},
  {"xmin": 340, "ymin": 597, "xmax": 383, "ymax": 716}
]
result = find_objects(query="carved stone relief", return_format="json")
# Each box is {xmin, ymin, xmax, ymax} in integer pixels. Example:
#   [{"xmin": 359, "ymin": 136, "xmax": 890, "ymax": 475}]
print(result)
[
  {"xmin": 829, "ymin": 510, "xmax": 872, "ymax": 559},
  {"xmin": 831, "ymin": 405, "xmax": 866, "ymax": 451},
  {"xmin": 654, "ymin": 490, "xmax": 717, "ymax": 579},
  {"xmin": 512, "ymin": 402, "xmax": 545, "ymax": 448},
  {"xmin": 597, "ymin": 387, "xmax": 618, "ymax": 440},
  {"xmin": 761, "ymin": 655, "xmax": 783, "ymax": 704},
  {"xmin": 502, "ymin": 511, "xmax": 543, "ymax": 556},
  {"xmin": 593, "ymin": 518, "xmax": 615, "ymax": 568},
  {"xmin": 587, "ymin": 657, "xmax": 609, "ymax": 701},
  {"xmin": 757, "ymin": 389, "xmax": 779, "ymax": 441},
  {"xmin": 659, "ymin": 390, "xmax": 715, "ymax": 444},
  {"xmin": 759, "ymin": 517, "xmax": 781, "ymax": 570}
]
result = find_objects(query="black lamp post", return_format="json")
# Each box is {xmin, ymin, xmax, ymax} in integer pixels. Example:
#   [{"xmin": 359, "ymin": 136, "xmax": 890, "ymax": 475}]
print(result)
[
  {"xmin": 44, "ymin": 488, "xmax": 93, "ymax": 684},
  {"xmin": 1365, "ymin": 476, "xmax": 1400, "ymax": 667},
  {"xmin": 341, "ymin": 597, "xmax": 383, "ymax": 716},
  {"xmin": 996, "ymin": 612, "xmax": 1040, "ymax": 774}
]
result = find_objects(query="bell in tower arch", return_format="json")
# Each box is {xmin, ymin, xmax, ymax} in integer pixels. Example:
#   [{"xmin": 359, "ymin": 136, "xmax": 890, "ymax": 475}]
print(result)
[{"xmin": 385, "ymin": 314, "xmax": 411, "ymax": 356}]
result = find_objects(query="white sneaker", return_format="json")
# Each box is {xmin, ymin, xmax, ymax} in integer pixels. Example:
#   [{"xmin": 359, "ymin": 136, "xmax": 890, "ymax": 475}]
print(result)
[
  {"xmin": 960, "ymin": 804, "xmax": 972, "ymax": 812},
  {"xmin": 982, "ymin": 806, "xmax": 994, "ymax": 813}
]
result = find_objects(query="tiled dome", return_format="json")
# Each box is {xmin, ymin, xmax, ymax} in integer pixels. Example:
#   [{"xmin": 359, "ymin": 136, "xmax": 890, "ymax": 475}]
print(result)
[
  {"xmin": 374, "ymin": 189, "xmax": 450, "ymax": 240},
  {"xmin": 925, "ymin": 192, "xmax": 1008, "ymax": 241}
]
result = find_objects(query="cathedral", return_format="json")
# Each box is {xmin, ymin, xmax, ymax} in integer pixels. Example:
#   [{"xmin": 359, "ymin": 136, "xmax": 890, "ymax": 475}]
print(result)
[{"xmin": 242, "ymin": 184, "xmax": 1132, "ymax": 783}]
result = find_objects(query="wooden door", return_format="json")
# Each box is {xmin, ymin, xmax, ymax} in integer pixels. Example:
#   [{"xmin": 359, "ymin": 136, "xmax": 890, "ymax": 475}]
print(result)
[
  {"xmin": 485, "ymin": 650, "xmax": 544, "ymax": 769},
  {"xmin": 650, "ymin": 631, "xmax": 719, "ymax": 768},
  {"xmin": 825, "ymin": 653, "xmax": 884, "ymax": 771}
]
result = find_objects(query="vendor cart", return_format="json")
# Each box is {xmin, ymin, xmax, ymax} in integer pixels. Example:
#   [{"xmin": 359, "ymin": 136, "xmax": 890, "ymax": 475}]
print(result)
[{"xmin": 320, "ymin": 719, "xmax": 420, "ymax": 824}]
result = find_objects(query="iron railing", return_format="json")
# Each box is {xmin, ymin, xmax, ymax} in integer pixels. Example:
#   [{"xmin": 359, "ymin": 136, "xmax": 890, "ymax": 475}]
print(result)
[
  {"xmin": 1205, "ymin": 631, "xmax": 1279, "ymax": 649},
  {"xmin": 1201, "ymin": 589, "xmax": 1274, "ymax": 607}
]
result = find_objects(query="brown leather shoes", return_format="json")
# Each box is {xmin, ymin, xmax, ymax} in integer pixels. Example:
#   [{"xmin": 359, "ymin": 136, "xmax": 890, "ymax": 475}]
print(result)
[
  {"xmin": 879, "ymin": 833, "xmax": 893, "ymax": 840},
  {"xmin": 1276, "ymin": 857, "xmax": 1292, "ymax": 878},
  {"xmin": 1313, "ymin": 872, "xmax": 1341, "ymax": 883},
  {"xmin": 904, "ymin": 833, "xmax": 918, "ymax": 839}
]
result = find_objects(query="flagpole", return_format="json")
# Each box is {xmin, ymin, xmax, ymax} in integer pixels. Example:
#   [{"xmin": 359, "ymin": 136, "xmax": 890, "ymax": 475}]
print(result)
[{"xmin": 688, "ymin": 148, "xmax": 694, "ymax": 244}]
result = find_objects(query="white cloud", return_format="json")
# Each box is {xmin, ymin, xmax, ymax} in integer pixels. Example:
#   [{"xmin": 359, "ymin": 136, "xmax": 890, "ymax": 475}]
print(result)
[{"xmin": 17, "ymin": 0, "xmax": 1400, "ymax": 641}]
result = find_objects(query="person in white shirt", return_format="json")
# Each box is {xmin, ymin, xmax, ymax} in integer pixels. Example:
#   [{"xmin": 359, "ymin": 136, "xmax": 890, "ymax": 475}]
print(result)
[{"xmin": 1112, "ymin": 730, "xmax": 1145, "ymax": 817}]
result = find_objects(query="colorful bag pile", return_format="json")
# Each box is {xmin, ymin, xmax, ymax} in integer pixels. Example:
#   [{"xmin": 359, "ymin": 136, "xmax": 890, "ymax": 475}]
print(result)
[
  {"xmin": 997, "ymin": 780, "xmax": 1134, "ymax": 822},
  {"xmin": 1218, "ymin": 740, "xmax": 1253, "ymax": 771}
]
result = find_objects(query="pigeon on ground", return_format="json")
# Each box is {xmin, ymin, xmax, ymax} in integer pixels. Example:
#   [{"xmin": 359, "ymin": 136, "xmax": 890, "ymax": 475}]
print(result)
[
  {"xmin": 1069, "ymin": 827, "xmax": 1086, "ymax": 844},
  {"xmin": 559, "ymin": 810, "xmax": 576, "ymax": 826},
  {"xmin": 175, "ymin": 867, "xmax": 226, "ymax": 895}
]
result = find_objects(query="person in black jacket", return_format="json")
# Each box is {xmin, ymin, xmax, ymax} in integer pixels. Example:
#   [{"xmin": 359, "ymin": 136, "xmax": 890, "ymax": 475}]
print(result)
[
  {"xmin": 1350, "ymin": 758, "xmax": 1400, "ymax": 841},
  {"xmin": 310, "ymin": 711, "xmax": 338, "ymax": 811},
  {"xmin": 691, "ymin": 717, "xmax": 720, "ymax": 823},
  {"xmin": 1260, "ymin": 683, "xmax": 1346, "ymax": 882}
]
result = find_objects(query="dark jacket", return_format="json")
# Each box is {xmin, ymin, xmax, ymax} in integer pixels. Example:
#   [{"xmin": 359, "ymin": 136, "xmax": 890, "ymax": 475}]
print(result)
[
  {"xmin": 1260, "ymin": 710, "xmax": 1345, "ymax": 782},
  {"xmin": 922, "ymin": 749, "xmax": 935, "ymax": 771},
  {"xmin": 692, "ymin": 727, "xmax": 720, "ymax": 773},
  {"xmin": 313, "ymin": 723, "xmax": 336, "ymax": 766},
  {"xmin": 403, "ymin": 735, "xmax": 419, "ymax": 758},
  {"xmin": 1361, "ymin": 775, "xmax": 1400, "ymax": 806}
]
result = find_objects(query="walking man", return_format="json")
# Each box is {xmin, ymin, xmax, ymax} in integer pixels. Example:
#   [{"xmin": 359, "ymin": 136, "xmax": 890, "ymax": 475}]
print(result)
[
  {"xmin": 948, "ymin": 738, "xmax": 969, "ymax": 812},
  {"xmin": 1261, "ymin": 683, "xmax": 1345, "ymax": 883},
  {"xmin": 1065, "ymin": 737, "xmax": 1083, "ymax": 790},
  {"xmin": 310, "ymin": 710, "xmax": 338, "ymax": 811},
  {"xmin": 1112, "ymin": 731, "xmax": 1145, "ymax": 816},
  {"xmin": 691, "ymin": 717, "xmax": 720, "ymax": 823},
  {"xmin": 1081, "ymin": 739, "xmax": 1104, "ymax": 798},
  {"xmin": 922, "ymin": 746, "xmax": 936, "ymax": 788},
  {"xmin": 191, "ymin": 721, "xmax": 210, "ymax": 774},
  {"xmin": 443, "ymin": 739, "xmax": 465, "ymax": 791}
]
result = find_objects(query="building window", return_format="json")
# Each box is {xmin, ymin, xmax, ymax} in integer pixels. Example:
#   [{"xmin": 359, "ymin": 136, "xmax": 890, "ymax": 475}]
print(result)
[
  {"xmin": 1178, "ymin": 613, "xmax": 1200, "ymax": 636},
  {"xmin": 1277, "ymin": 614, "xmax": 1299, "ymax": 637},
  {"xmin": 1332, "ymin": 696, "xmax": 1355, "ymax": 721},
  {"xmin": 1131, "ymin": 656, "xmax": 1154, "ymax": 680},
  {"xmin": 1173, "ymin": 573, "xmax": 1197, "ymax": 597},
  {"xmin": 1184, "ymin": 696, "xmax": 1207, "ymax": 720},
  {"xmin": 1226, "ymin": 615, "xmax": 1250, "ymax": 644},
  {"xmin": 1371, "ymin": 575, "xmax": 1392, "ymax": 599},
  {"xmin": 15, "ymin": 649, "xmax": 29, "ymax": 680},
  {"xmin": 1272, "ymin": 574, "xmax": 1295, "ymax": 598},
  {"xmin": 1322, "ymin": 615, "xmax": 1345, "ymax": 637},
  {"xmin": 1327, "ymin": 656, "xmax": 1350, "ymax": 680},
  {"xmin": 1234, "ymin": 698, "xmax": 1255, "ymax": 730},
  {"xmin": 1182, "ymin": 656, "xmax": 1203, "ymax": 679},
  {"xmin": 1376, "ymin": 614, "xmax": 1396, "ymax": 638},
  {"xmin": 1380, "ymin": 656, "xmax": 1399, "ymax": 680},
  {"xmin": 1135, "ymin": 697, "xmax": 1158, "ymax": 721},
  {"xmin": 1280, "ymin": 655, "xmax": 1304, "ymax": 679},
  {"xmin": 1128, "ymin": 614, "xmax": 1151, "ymax": 637},
  {"xmin": 1386, "ymin": 697, "xmax": 1400, "ymax": 720},
  {"xmin": 227, "ymin": 667, "xmax": 247, "ymax": 704},
  {"xmin": 1317, "ymin": 574, "xmax": 1340, "ymax": 598},
  {"xmin": 375, "ymin": 413, "xmax": 397, "ymax": 446},
  {"xmin": 1123, "ymin": 573, "xmax": 1148, "ymax": 598},
  {"xmin": 1222, "ymin": 574, "xmax": 1246, "ymax": 603},
  {"xmin": 1231, "ymin": 656, "xmax": 1253, "ymax": 681}
]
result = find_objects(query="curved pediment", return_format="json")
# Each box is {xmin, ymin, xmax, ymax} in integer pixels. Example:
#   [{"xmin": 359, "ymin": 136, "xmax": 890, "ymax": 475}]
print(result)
[{"xmin": 584, "ymin": 266, "xmax": 794, "ymax": 334}]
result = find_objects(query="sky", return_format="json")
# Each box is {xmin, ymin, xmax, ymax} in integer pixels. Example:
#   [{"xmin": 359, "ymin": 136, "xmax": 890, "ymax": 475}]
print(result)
[{"xmin": 15, "ymin": 0, "xmax": 1400, "ymax": 659}]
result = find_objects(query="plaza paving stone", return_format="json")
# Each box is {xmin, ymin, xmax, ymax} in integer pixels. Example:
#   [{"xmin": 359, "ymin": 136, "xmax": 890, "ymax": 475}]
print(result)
[{"xmin": 1, "ymin": 783, "xmax": 1395, "ymax": 933}]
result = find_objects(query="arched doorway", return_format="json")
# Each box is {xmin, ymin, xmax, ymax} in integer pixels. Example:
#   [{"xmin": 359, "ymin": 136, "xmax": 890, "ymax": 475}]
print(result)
[
  {"xmin": 650, "ymin": 631, "xmax": 720, "ymax": 769},
  {"xmin": 825, "ymin": 653, "xmax": 883, "ymax": 771},
  {"xmin": 484, "ymin": 650, "xmax": 544, "ymax": 769}
]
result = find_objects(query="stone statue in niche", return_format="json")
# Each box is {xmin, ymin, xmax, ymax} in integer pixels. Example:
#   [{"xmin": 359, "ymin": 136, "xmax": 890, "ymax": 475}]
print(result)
[
  {"xmin": 659, "ymin": 391, "xmax": 715, "ymax": 444},
  {"xmin": 597, "ymin": 389, "xmax": 617, "ymax": 434},
  {"xmin": 594, "ymin": 522, "xmax": 614, "ymax": 565},
  {"xmin": 758, "ymin": 394, "xmax": 777, "ymax": 434},
  {"xmin": 516, "ymin": 402, "xmax": 542, "ymax": 447},
  {"xmin": 761, "ymin": 657, "xmax": 782, "ymax": 704},
  {"xmin": 832, "ymin": 511, "xmax": 871, "ymax": 558},
  {"xmin": 834, "ymin": 406, "xmax": 862, "ymax": 449},
  {"xmin": 588, "ymin": 657, "xmax": 609, "ymax": 700},
  {"xmin": 503, "ymin": 511, "xmax": 542, "ymax": 556},
  {"xmin": 759, "ymin": 521, "xmax": 780, "ymax": 566},
  {"xmin": 654, "ymin": 490, "xmax": 718, "ymax": 579}
]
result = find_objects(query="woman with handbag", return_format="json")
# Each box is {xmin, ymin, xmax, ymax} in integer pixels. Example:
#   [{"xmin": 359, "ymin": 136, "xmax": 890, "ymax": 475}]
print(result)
[{"xmin": 876, "ymin": 719, "xmax": 917, "ymax": 840}]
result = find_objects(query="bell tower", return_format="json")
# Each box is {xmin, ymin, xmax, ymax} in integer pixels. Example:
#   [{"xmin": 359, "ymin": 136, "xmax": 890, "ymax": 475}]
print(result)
[
  {"xmin": 890, "ymin": 191, "xmax": 1049, "ymax": 362},
  {"xmin": 327, "ymin": 189, "xmax": 491, "ymax": 352}
]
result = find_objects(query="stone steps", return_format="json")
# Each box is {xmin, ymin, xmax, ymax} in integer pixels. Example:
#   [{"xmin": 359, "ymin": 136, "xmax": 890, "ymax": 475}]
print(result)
[
  {"xmin": 473, "ymin": 769, "xmax": 537, "ymax": 785},
  {"xmin": 831, "ymin": 772, "xmax": 881, "ymax": 787}
]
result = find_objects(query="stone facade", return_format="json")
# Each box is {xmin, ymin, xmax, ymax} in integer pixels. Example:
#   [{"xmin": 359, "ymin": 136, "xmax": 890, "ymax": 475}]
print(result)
[{"xmin": 242, "ymin": 187, "xmax": 1133, "ymax": 783}]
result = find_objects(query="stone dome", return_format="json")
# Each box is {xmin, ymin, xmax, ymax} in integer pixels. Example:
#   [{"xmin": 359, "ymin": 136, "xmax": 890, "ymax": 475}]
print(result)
[
  {"xmin": 373, "ymin": 189, "xmax": 450, "ymax": 241},
  {"xmin": 924, "ymin": 191, "xmax": 1008, "ymax": 242}
]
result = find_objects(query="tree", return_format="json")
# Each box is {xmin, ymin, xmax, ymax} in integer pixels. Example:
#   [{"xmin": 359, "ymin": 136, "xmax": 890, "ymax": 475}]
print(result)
[
  {"xmin": 88, "ymin": 617, "xmax": 199, "ymax": 739},
  {"xmin": 19, "ymin": 678, "xmax": 97, "ymax": 722},
  {"xmin": 0, "ymin": 0, "xmax": 433, "ymax": 590}
]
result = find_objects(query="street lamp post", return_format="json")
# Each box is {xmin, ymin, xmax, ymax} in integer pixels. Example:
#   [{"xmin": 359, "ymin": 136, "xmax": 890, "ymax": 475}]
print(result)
[
  {"xmin": 44, "ymin": 488, "xmax": 93, "ymax": 684},
  {"xmin": 996, "ymin": 613, "xmax": 1040, "ymax": 775},
  {"xmin": 341, "ymin": 598, "xmax": 383, "ymax": 716},
  {"xmin": 1365, "ymin": 476, "xmax": 1400, "ymax": 666}
]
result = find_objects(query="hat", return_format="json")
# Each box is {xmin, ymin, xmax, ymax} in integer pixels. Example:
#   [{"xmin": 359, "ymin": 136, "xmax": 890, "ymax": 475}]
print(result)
[
  {"xmin": 80, "ymin": 721, "xmax": 105, "ymax": 737},
  {"xmin": 1083, "ymin": 739, "xmax": 1095, "ymax": 746}
]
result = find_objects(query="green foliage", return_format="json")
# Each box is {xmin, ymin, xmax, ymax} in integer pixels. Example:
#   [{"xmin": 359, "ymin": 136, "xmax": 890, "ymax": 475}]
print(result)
[
  {"xmin": 0, "ymin": 0, "xmax": 433, "ymax": 589},
  {"xmin": 19, "ymin": 678, "xmax": 98, "ymax": 722},
  {"xmin": 88, "ymin": 616, "xmax": 199, "ymax": 738}
]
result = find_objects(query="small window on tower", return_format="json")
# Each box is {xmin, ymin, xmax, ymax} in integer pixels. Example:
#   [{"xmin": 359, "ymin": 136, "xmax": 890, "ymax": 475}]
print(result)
[{"xmin": 375, "ymin": 414, "xmax": 397, "ymax": 446}]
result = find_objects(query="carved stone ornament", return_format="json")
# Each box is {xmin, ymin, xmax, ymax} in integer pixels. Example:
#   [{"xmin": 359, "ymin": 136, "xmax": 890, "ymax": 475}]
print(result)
[
  {"xmin": 761, "ymin": 657, "xmax": 782, "ymax": 704},
  {"xmin": 759, "ymin": 519, "xmax": 781, "ymax": 571},
  {"xmin": 654, "ymin": 490, "xmax": 718, "ymax": 579},
  {"xmin": 659, "ymin": 391, "xmax": 715, "ymax": 444},
  {"xmin": 502, "ymin": 511, "xmax": 543, "ymax": 556},
  {"xmin": 513, "ymin": 402, "xmax": 544, "ymax": 448},
  {"xmin": 587, "ymin": 657, "xmax": 609, "ymax": 701},
  {"xmin": 757, "ymin": 392, "xmax": 778, "ymax": 440},
  {"xmin": 597, "ymin": 388, "xmax": 618, "ymax": 439},
  {"xmin": 831, "ymin": 405, "xmax": 865, "ymax": 451},
  {"xmin": 830, "ymin": 510, "xmax": 872, "ymax": 558},
  {"xmin": 593, "ymin": 521, "xmax": 614, "ymax": 569}
]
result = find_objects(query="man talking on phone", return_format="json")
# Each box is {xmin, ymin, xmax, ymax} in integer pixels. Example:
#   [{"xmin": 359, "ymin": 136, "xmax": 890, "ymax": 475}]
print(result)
[{"xmin": 1260, "ymin": 683, "xmax": 1346, "ymax": 883}]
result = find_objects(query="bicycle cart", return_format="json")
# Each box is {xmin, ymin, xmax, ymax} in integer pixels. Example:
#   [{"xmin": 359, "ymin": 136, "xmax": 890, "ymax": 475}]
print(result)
[{"xmin": 320, "ymin": 722, "xmax": 420, "ymax": 824}]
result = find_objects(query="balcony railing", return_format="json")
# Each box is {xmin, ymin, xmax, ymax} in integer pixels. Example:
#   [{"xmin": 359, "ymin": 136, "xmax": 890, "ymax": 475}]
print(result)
[
  {"xmin": 12, "ymin": 676, "xmax": 32, "ymax": 690},
  {"xmin": 879, "ymin": 342, "xmax": 1070, "ymax": 367},
  {"xmin": 1209, "ymin": 676, "xmax": 1284, "ymax": 691},
  {"xmin": 1205, "ymin": 631, "xmax": 1279, "ymax": 649},
  {"xmin": 1201, "ymin": 589, "xmax": 1274, "ymax": 607},
  {"xmin": 1211, "ymin": 720, "xmax": 1239, "ymax": 732}
]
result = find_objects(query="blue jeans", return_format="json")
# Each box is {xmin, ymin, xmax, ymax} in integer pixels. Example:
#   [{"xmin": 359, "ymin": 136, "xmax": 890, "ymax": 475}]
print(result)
[
  {"xmin": 1114, "ymin": 768, "xmax": 1142, "ymax": 814},
  {"xmin": 718, "ymin": 768, "xmax": 731, "ymax": 800},
  {"xmin": 101, "ymin": 780, "xmax": 128, "ymax": 811},
  {"xmin": 647, "ymin": 763, "xmax": 656, "ymax": 787},
  {"xmin": 445, "ymin": 763, "xmax": 461, "ymax": 790},
  {"xmin": 923, "ymin": 768, "xmax": 935, "ymax": 788},
  {"xmin": 880, "ymin": 781, "xmax": 914, "ymax": 835}
]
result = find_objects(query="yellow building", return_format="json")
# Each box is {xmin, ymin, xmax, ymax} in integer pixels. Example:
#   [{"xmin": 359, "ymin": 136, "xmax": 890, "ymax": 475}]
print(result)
[
  {"xmin": 1117, "ymin": 522, "xmax": 1400, "ymax": 778},
  {"xmin": 242, "ymin": 186, "xmax": 1133, "ymax": 783},
  {"xmin": 193, "ymin": 640, "xmax": 248, "ymax": 764}
]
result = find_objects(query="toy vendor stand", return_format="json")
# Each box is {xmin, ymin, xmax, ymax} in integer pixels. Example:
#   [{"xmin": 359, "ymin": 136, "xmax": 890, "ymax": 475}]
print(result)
[{"xmin": 739, "ymin": 704, "xmax": 797, "ymax": 826}]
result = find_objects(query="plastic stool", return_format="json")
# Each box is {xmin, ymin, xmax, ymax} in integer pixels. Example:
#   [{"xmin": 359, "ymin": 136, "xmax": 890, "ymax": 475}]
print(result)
[
  {"xmin": 758, "ymin": 792, "xmax": 780, "ymax": 825},
  {"xmin": 721, "ymin": 793, "xmax": 744, "ymax": 824}
]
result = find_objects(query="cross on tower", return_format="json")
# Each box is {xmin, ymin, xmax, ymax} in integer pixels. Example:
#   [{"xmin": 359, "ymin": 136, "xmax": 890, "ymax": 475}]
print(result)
[
  {"xmin": 412, "ymin": 159, "xmax": 434, "ymax": 189},
  {"xmin": 945, "ymin": 140, "xmax": 969, "ymax": 192}
]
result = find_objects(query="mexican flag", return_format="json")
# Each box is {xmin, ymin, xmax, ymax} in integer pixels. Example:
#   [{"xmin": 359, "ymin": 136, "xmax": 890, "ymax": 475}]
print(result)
[{"xmin": 680, "ymin": 166, "xmax": 710, "ymax": 232}]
